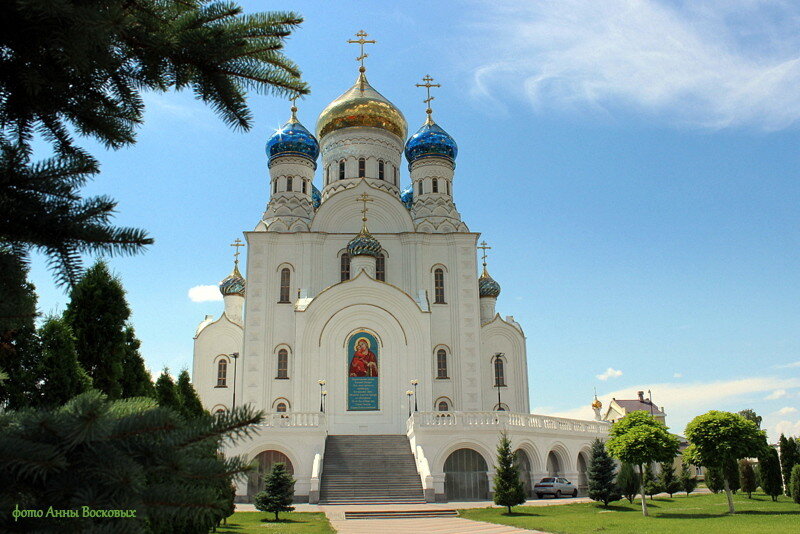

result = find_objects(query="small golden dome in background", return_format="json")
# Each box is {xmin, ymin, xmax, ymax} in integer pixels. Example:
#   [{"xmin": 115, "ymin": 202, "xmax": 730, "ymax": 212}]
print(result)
[
  {"xmin": 316, "ymin": 72, "xmax": 407, "ymax": 140},
  {"xmin": 592, "ymin": 398, "xmax": 603, "ymax": 409}
]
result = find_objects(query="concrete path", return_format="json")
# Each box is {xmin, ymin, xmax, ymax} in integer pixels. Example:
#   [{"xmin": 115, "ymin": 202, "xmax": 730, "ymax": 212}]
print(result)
[{"xmin": 328, "ymin": 516, "xmax": 543, "ymax": 533}]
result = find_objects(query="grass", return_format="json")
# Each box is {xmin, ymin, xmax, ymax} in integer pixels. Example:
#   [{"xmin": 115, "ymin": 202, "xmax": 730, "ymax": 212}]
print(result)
[
  {"xmin": 459, "ymin": 492, "xmax": 800, "ymax": 534},
  {"xmin": 215, "ymin": 511, "xmax": 334, "ymax": 533}
]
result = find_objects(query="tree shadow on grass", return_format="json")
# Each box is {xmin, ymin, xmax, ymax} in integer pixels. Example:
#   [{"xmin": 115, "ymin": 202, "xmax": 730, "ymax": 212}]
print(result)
[
  {"xmin": 594, "ymin": 505, "xmax": 637, "ymax": 512},
  {"xmin": 502, "ymin": 511, "xmax": 540, "ymax": 517},
  {"xmin": 736, "ymin": 510, "xmax": 800, "ymax": 516},
  {"xmin": 260, "ymin": 518, "xmax": 308, "ymax": 523}
]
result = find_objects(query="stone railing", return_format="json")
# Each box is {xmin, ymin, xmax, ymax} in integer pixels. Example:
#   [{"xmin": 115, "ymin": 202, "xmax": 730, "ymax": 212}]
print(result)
[
  {"xmin": 408, "ymin": 411, "xmax": 609, "ymax": 435},
  {"xmin": 259, "ymin": 412, "xmax": 326, "ymax": 428}
]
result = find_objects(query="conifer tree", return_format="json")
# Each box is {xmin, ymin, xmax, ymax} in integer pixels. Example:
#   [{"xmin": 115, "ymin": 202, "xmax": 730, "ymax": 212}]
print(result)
[
  {"xmin": 177, "ymin": 369, "xmax": 206, "ymax": 418},
  {"xmin": 760, "ymin": 447, "xmax": 784, "ymax": 501},
  {"xmin": 780, "ymin": 435, "xmax": 799, "ymax": 496},
  {"xmin": 492, "ymin": 432, "xmax": 527, "ymax": 513},
  {"xmin": 659, "ymin": 462, "xmax": 681, "ymax": 497},
  {"xmin": 642, "ymin": 463, "xmax": 662, "ymax": 499},
  {"xmin": 739, "ymin": 459, "xmax": 757, "ymax": 498},
  {"xmin": 254, "ymin": 463, "xmax": 296, "ymax": 521},
  {"xmin": 705, "ymin": 465, "xmax": 724, "ymax": 493},
  {"xmin": 37, "ymin": 316, "xmax": 91, "ymax": 407},
  {"xmin": 679, "ymin": 463, "xmax": 697, "ymax": 496},
  {"xmin": 120, "ymin": 326, "xmax": 154, "ymax": 398},
  {"xmin": 791, "ymin": 465, "xmax": 800, "ymax": 504},
  {"xmin": 725, "ymin": 457, "xmax": 740, "ymax": 494},
  {"xmin": 156, "ymin": 369, "xmax": 182, "ymax": 412},
  {"xmin": 616, "ymin": 463, "xmax": 639, "ymax": 503},
  {"xmin": 63, "ymin": 261, "xmax": 129, "ymax": 398},
  {"xmin": 587, "ymin": 439, "xmax": 621, "ymax": 506}
]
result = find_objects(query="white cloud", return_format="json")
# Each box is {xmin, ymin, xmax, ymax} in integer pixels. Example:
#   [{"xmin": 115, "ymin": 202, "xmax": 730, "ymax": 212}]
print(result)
[
  {"xmin": 775, "ymin": 419, "xmax": 800, "ymax": 437},
  {"xmin": 778, "ymin": 406, "xmax": 798, "ymax": 415},
  {"xmin": 469, "ymin": 0, "xmax": 800, "ymax": 130},
  {"xmin": 188, "ymin": 285, "xmax": 223, "ymax": 302},
  {"xmin": 765, "ymin": 389, "xmax": 787, "ymax": 400},
  {"xmin": 775, "ymin": 361, "xmax": 800, "ymax": 369},
  {"xmin": 673, "ymin": 373, "xmax": 683, "ymax": 379},
  {"xmin": 596, "ymin": 367, "xmax": 623, "ymax": 381}
]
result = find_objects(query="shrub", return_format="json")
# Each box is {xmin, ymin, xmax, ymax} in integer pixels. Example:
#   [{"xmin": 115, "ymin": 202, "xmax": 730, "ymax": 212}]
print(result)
[
  {"xmin": 492, "ymin": 432, "xmax": 526, "ymax": 513},
  {"xmin": 254, "ymin": 463, "xmax": 296, "ymax": 521},
  {"xmin": 643, "ymin": 463, "xmax": 663, "ymax": 499},
  {"xmin": 680, "ymin": 463, "xmax": 698, "ymax": 496},
  {"xmin": 617, "ymin": 463, "xmax": 639, "ymax": 503},
  {"xmin": 739, "ymin": 459, "xmax": 757, "ymax": 498},
  {"xmin": 659, "ymin": 462, "xmax": 681, "ymax": 497}
]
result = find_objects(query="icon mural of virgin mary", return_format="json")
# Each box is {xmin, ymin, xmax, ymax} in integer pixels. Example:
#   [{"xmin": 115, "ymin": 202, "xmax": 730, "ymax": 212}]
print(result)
[{"xmin": 349, "ymin": 337, "xmax": 378, "ymax": 377}]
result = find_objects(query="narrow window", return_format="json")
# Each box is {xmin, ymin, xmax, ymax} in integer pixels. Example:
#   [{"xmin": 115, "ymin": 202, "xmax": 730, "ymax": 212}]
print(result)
[
  {"xmin": 277, "ymin": 349, "xmax": 288, "ymax": 378},
  {"xmin": 434, "ymin": 268, "xmax": 445, "ymax": 304},
  {"xmin": 394, "ymin": 166, "xmax": 398, "ymax": 185},
  {"xmin": 286, "ymin": 176, "xmax": 293, "ymax": 192},
  {"xmin": 302, "ymin": 179, "xmax": 307, "ymax": 194},
  {"xmin": 437, "ymin": 349, "xmax": 448, "ymax": 378},
  {"xmin": 216, "ymin": 359, "xmax": 228, "ymax": 387},
  {"xmin": 339, "ymin": 160, "xmax": 345, "ymax": 180},
  {"xmin": 276, "ymin": 402, "xmax": 287, "ymax": 413},
  {"xmin": 326, "ymin": 165, "xmax": 330, "ymax": 184},
  {"xmin": 358, "ymin": 157, "xmax": 365, "ymax": 177},
  {"xmin": 273, "ymin": 180, "xmax": 277, "ymax": 194},
  {"xmin": 438, "ymin": 400, "xmax": 449, "ymax": 412},
  {"xmin": 446, "ymin": 181, "xmax": 450, "ymax": 195},
  {"xmin": 340, "ymin": 253, "xmax": 350, "ymax": 281},
  {"xmin": 418, "ymin": 181, "xmax": 423, "ymax": 195},
  {"xmin": 279, "ymin": 268, "xmax": 290, "ymax": 303},
  {"xmin": 376, "ymin": 253, "xmax": 386, "ymax": 281},
  {"xmin": 433, "ymin": 178, "xmax": 439, "ymax": 193},
  {"xmin": 494, "ymin": 357, "xmax": 505, "ymax": 386},
  {"xmin": 378, "ymin": 160, "xmax": 385, "ymax": 180}
]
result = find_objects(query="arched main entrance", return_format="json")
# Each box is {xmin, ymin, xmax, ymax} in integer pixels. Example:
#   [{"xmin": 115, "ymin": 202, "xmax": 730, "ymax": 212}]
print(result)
[
  {"xmin": 247, "ymin": 450, "xmax": 294, "ymax": 501},
  {"xmin": 577, "ymin": 452, "xmax": 589, "ymax": 493},
  {"xmin": 514, "ymin": 449, "xmax": 533, "ymax": 497},
  {"xmin": 546, "ymin": 451, "xmax": 562, "ymax": 477},
  {"xmin": 444, "ymin": 448, "xmax": 489, "ymax": 501}
]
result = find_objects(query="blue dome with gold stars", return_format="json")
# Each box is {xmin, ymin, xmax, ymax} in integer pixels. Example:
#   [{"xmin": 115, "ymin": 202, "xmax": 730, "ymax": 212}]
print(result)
[
  {"xmin": 312, "ymin": 183, "xmax": 321, "ymax": 209},
  {"xmin": 266, "ymin": 109, "xmax": 319, "ymax": 167},
  {"xmin": 348, "ymin": 228, "xmax": 382, "ymax": 258},
  {"xmin": 219, "ymin": 264, "xmax": 246, "ymax": 297},
  {"xmin": 404, "ymin": 119, "xmax": 457, "ymax": 165},
  {"xmin": 478, "ymin": 268, "xmax": 501, "ymax": 298}
]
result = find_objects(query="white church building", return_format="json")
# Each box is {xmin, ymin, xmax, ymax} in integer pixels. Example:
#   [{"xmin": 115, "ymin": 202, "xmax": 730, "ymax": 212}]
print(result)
[{"xmin": 193, "ymin": 35, "xmax": 608, "ymax": 504}]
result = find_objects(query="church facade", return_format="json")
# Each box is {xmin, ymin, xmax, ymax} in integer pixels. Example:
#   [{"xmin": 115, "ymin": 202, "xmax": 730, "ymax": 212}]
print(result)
[{"xmin": 193, "ymin": 38, "xmax": 608, "ymax": 503}]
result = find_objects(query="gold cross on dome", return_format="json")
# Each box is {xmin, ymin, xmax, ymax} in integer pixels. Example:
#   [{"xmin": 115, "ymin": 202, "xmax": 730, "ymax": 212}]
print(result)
[
  {"xmin": 348, "ymin": 30, "xmax": 376, "ymax": 70},
  {"xmin": 356, "ymin": 192, "xmax": 374, "ymax": 224},
  {"xmin": 230, "ymin": 238, "xmax": 244, "ymax": 266},
  {"xmin": 416, "ymin": 74, "xmax": 441, "ymax": 120},
  {"xmin": 289, "ymin": 94, "xmax": 300, "ymax": 121},
  {"xmin": 477, "ymin": 240, "xmax": 491, "ymax": 267}
]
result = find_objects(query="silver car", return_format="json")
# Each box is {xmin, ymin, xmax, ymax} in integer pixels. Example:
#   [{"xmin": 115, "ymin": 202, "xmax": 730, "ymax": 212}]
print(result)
[{"xmin": 534, "ymin": 477, "xmax": 578, "ymax": 498}]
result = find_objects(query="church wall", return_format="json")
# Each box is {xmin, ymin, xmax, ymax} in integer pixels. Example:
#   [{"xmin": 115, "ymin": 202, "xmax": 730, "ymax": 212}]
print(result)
[
  {"xmin": 480, "ymin": 319, "xmax": 529, "ymax": 412},
  {"xmin": 192, "ymin": 317, "xmax": 242, "ymax": 412}
]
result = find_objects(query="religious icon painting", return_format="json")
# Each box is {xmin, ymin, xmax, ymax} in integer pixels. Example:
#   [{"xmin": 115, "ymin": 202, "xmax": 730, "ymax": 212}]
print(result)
[{"xmin": 346, "ymin": 330, "xmax": 379, "ymax": 411}]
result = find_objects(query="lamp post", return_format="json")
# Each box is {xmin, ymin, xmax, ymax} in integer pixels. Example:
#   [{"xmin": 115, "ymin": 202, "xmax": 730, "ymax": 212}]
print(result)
[
  {"xmin": 318, "ymin": 380, "xmax": 326, "ymax": 412},
  {"xmin": 493, "ymin": 352, "xmax": 504, "ymax": 411},
  {"xmin": 230, "ymin": 352, "xmax": 239, "ymax": 410},
  {"xmin": 410, "ymin": 379, "xmax": 419, "ymax": 411},
  {"xmin": 322, "ymin": 390, "xmax": 327, "ymax": 413},
  {"xmin": 406, "ymin": 390, "xmax": 414, "ymax": 418}
]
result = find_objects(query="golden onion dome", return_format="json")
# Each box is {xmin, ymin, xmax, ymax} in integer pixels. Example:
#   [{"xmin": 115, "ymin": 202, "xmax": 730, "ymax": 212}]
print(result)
[{"xmin": 316, "ymin": 70, "xmax": 407, "ymax": 140}]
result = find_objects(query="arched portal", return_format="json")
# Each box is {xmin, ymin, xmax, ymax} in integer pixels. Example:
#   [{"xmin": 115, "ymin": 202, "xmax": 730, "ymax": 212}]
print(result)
[
  {"xmin": 546, "ymin": 451, "xmax": 562, "ymax": 477},
  {"xmin": 577, "ymin": 451, "xmax": 590, "ymax": 493},
  {"xmin": 247, "ymin": 450, "xmax": 294, "ymax": 501},
  {"xmin": 514, "ymin": 449, "xmax": 533, "ymax": 497},
  {"xmin": 443, "ymin": 449, "xmax": 488, "ymax": 501}
]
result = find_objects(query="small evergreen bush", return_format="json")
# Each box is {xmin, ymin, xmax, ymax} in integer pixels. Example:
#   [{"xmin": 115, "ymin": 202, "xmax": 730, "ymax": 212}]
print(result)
[
  {"xmin": 643, "ymin": 464, "xmax": 663, "ymax": 499},
  {"xmin": 679, "ymin": 463, "xmax": 697, "ymax": 496},
  {"xmin": 739, "ymin": 459, "xmax": 757, "ymax": 498},
  {"xmin": 617, "ymin": 463, "xmax": 639, "ymax": 503},
  {"xmin": 587, "ymin": 439, "xmax": 621, "ymax": 506},
  {"xmin": 254, "ymin": 463, "xmax": 296, "ymax": 521},
  {"xmin": 492, "ymin": 432, "xmax": 526, "ymax": 513},
  {"xmin": 790, "ymin": 465, "xmax": 800, "ymax": 505},
  {"xmin": 659, "ymin": 462, "xmax": 681, "ymax": 497}
]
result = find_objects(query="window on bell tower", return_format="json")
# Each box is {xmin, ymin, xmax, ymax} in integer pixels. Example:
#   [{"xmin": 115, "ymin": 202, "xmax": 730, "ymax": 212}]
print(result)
[
  {"xmin": 339, "ymin": 160, "xmax": 345, "ymax": 180},
  {"xmin": 418, "ymin": 181, "xmax": 423, "ymax": 195},
  {"xmin": 340, "ymin": 253, "xmax": 351, "ymax": 281},
  {"xmin": 494, "ymin": 357, "xmax": 506, "ymax": 387},
  {"xmin": 277, "ymin": 349, "xmax": 289, "ymax": 379},
  {"xmin": 279, "ymin": 268, "xmax": 290, "ymax": 303},
  {"xmin": 358, "ymin": 157, "xmax": 365, "ymax": 177},
  {"xmin": 433, "ymin": 178, "xmax": 439, "ymax": 193},
  {"xmin": 302, "ymin": 179, "xmax": 307, "ymax": 194},
  {"xmin": 376, "ymin": 253, "xmax": 386, "ymax": 281},
  {"xmin": 434, "ymin": 268, "xmax": 445, "ymax": 304},
  {"xmin": 378, "ymin": 160, "xmax": 385, "ymax": 180},
  {"xmin": 436, "ymin": 349, "xmax": 448, "ymax": 378},
  {"xmin": 286, "ymin": 176, "xmax": 293, "ymax": 192}
]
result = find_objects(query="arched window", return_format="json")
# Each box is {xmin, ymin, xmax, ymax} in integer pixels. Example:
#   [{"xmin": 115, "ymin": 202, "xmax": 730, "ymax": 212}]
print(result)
[
  {"xmin": 436, "ymin": 349, "xmax": 448, "ymax": 378},
  {"xmin": 438, "ymin": 400, "xmax": 449, "ymax": 411},
  {"xmin": 339, "ymin": 160, "xmax": 345, "ymax": 180},
  {"xmin": 277, "ymin": 349, "xmax": 288, "ymax": 379},
  {"xmin": 393, "ymin": 166, "xmax": 398, "ymax": 184},
  {"xmin": 273, "ymin": 180, "xmax": 277, "ymax": 194},
  {"xmin": 378, "ymin": 160, "xmax": 385, "ymax": 180},
  {"xmin": 276, "ymin": 402, "xmax": 287, "ymax": 413},
  {"xmin": 286, "ymin": 176, "xmax": 293, "ymax": 192},
  {"xmin": 494, "ymin": 357, "xmax": 505, "ymax": 386},
  {"xmin": 376, "ymin": 253, "xmax": 386, "ymax": 281},
  {"xmin": 358, "ymin": 157, "xmax": 366, "ymax": 177},
  {"xmin": 302, "ymin": 179, "xmax": 307, "ymax": 194},
  {"xmin": 216, "ymin": 359, "xmax": 228, "ymax": 387},
  {"xmin": 326, "ymin": 165, "xmax": 330, "ymax": 184},
  {"xmin": 418, "ymin": 180, "xmax": 423, "ymax": 195},
  {"xmin": 494, "ymin": 403, "xmax": 510, "ymax": 411},
  {"xmin": 432, "ymin": 178, "xmax": 439, "ymax": 193},
  {"xmin": 340, "ymin": 253, "xmax": 350, "ymax": 281},
  {"xmin": 447, "ymin": 181, "xmax": 450, "ymax": 195},
  {"xmin": 278, "ymin": 268, "xmax": 290, "ymax": 303},
  {"xmin": 215, "ymin": 408, "xmax": 225, "ymax": 415},
  {"xmin": 433, "ymin": 268, "xmax": 445, "ymax": 304}
]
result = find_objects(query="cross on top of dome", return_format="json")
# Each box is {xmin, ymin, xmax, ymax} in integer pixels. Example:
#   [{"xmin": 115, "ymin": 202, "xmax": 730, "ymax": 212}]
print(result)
[{"xmin": 347, "ymin": 30, "xmax": 376, "ymax": 74}]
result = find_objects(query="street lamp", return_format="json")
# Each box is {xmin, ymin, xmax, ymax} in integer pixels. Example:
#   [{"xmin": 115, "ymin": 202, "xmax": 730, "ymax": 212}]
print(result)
[
  {"xmin": 493, "ymin": 352, "xmax": 504, "ymax": 411},
  {"xmin": 230, "ymin": 352, "xmax": 239, "ymax": 410},
  {"xmin": 410, "ymin": 379, "xmax": 419, "ymax": 412},
  {"xmin": 318, "ymin": 380, "xmax": 326, "ymax": 412},
  {"xmin": 322, "ymin": 390, "xmax": 327, "ymax": 413},
  {"xmin": 406, "ymin": 390, "xmax": 414, "ymax": 418}
]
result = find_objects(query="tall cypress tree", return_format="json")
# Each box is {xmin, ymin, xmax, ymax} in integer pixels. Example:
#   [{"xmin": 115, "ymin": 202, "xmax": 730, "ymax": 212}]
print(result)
[
  {"xmin": 37, "ymin": 316, "xmax": 92, "ymax": 407},
  {"xmin": 759, "ymin": 447, "xmax": 783, "ymax": 501},
  {"xmin": 739, "ymin": 459, "xmax": 757, "ymax": 498},
  {"xmin": 679, "ymin": 463, "xmax": 697, "ymax": 496},
  {"xmin": 177, "ymin": 369, "xmax": 206, "ymax": 418},
  {"xmin": 779, "ymin": 435, "xmax": 796, "ymax": 496},
  {"xmin": 588, "ymin": 439, "xmax": 620, "ymax": 506},
  {"xmin": 616, "ymin": 463, "xmax": 639, "ymax": 503},
  {"xmin": 155, "ymin": 369, "xmax": 182, "ymax": 413},
  {"xmin": 63, "ymin": 261, "xmax": 128, "ymax": 399},
  {"xmin": 659, "ymin": 462, "xmax": 681, "ymax": 497},
  {"xmin": 492, "ymin": 432, "xmax": 526, "ymax": 513},
  {"xmin": 119, "ymin": 326, "xmax": 154, "ymax": 398}
]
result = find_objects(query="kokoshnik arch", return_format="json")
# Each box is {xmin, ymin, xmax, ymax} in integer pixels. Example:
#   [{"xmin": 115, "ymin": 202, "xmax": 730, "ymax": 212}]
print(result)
[{"xmin": 192, "ymin": 31, "xmax": 609, "ymax": 504}]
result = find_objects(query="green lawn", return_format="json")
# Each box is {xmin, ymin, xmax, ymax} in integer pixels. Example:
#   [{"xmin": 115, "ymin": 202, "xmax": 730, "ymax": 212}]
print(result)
[
  {"xmin": 459, "ymin": 493, "xmax": 800, "ymax": 534},
  {"xmin": 216, "ymin": 511, "xmax": 334, "ymax": 533}
]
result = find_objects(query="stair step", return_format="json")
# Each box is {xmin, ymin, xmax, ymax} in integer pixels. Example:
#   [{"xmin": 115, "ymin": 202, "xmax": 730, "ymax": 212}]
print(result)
[{"xmin": 345, "ymin": 510, "xmax": 458, "ymax": 520}]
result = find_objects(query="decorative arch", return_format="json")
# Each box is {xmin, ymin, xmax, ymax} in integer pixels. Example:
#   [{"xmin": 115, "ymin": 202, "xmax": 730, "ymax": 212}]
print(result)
[
  {"xmin": 546, "ymin": 442, "xmax": 570, "ymax": 477},
  {"xmin": 247, "ymin": 449, "xmax": 295, "ymax": 500},
  {"xmin": 435, "ymin": 396, "xmax": 453, "ymax": 411},
  {"xmin": 275, "ymin": 262, "xmax": 295, "ymax": 273},
  {"xmin": 577, "ymin": 449, "xmax": 591, "ymax": 490},
  {"xmin": 211, "ymin": 404, "xmax": 227, "ymax": 414},
  {"xmin": 433, "ymin": 440, "xmax": 494, "ymax": 474},
  {"xmin": 514, "ymin": 448, "xmax": 533, "ymax": 497},
  {"xmin": 443, "ymin": 448, "xmax": 490, "ymax": 501},
  {"xmin": 429, "ymin": 263, "xmax": 449, "ymax": 273},
  {"xmin": 272, "ymin": 397, "xmax": 290, "ymax": 411}
]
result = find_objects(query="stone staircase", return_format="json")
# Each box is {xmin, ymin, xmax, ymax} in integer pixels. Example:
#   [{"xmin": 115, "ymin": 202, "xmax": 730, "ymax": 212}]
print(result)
[{"xmin": 319, "ymin": 435, "xmax": 426, "ymax": 504}]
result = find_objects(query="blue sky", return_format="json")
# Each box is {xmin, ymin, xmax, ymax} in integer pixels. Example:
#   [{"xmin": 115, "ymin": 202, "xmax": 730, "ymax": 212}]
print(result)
[{"xmin": 27, "ymin": 0, "xmax": 800, "ymax": 440}]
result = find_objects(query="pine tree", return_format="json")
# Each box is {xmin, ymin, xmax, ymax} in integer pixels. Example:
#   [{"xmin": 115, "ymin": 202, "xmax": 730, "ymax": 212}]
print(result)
[
  {"xmin": 642, "ymin": 463, "xmax": 662, "ymax": 500},
  {"xmin": 791, "ymin": 465, "xmax": 800, "ymax": 504},
  {"xmin": 587, "ymin": 439, "xmax": 621, "ymax": 506},
  {"xmin": 119, "ymin": 326, "xmax": 154, "ymax": 398},
  {"xmin": 254, "ymin": 463, "xmax": 296, "ymax": 521},
  {"xmin": 759, "ymin": 448, "xmax": 783, "ymax": 502},
  {"xmin": 63, "ymin": 261, "xmax": 129, "ymax": 398},
  {"xmin": 177, "ymin": 369, "xmax": 206, "ymax": 418},
  {"xmin": 492, "ymin": 432, "xmax": 527, "ymax": 513},
  {"xmin": 37, "ymin": 316, "xmax": 91, "ymax": 407},
  {"xmin": 616, "ymin": 463, "xmax": 639, "ymax": 503},
  {"xmin": 155, "ymin": 369, "xmax": 182, "ymax": 412},
  {"xmin": 780, "ymin": 435, "xmax": 799, "ymax": 497},
  {"xmin": 0, "ymin": 389, "xmax": 263, "ymax": 531},
  {"xmin": 659, "ymin": 462, "xmax": 681, "ymax": 497},
  {"xmin": 679, "ymin": 463, "xmax": 698, "ymax": 496},
  {"xmin": 739, "ymin": 459, "xmax": 757, "ymax": 498}
]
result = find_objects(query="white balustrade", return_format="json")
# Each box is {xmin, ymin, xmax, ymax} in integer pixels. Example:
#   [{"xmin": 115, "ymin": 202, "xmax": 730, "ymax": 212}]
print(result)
[
  {"xmin": 409, "ymin": 411, "xmax": 609, "ymax": 434},
  {"xmin": 259, "ymin": 412, "xmax": 325, "ymax": 428}
]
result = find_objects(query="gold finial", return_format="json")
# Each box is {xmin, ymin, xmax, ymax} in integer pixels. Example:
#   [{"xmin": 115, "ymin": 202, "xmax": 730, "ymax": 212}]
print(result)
[
  {"xmin": 230, "ymin": 238, "xmax": 244, "ymax": 268},
  {"xmin": 356, "ymin": 192, "xmax": 374, "ymax": 232},
  {"xmin": 347, "ymin": 30, "xmax": 376, "ymax": 73},
  {"xmin": 289, "ymin": 95, "xmax": 299, "ymax": 123},
  {"xmin": 416, "ymin": 74, "xmax": 441, "ymax": 124},
  {"xmin": 477, "ymin": 240, "xmax": 491, "ymax": 276}
]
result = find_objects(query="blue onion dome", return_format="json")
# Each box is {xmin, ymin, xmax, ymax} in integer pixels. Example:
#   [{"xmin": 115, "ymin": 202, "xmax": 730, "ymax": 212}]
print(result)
[
  {"xmin": 347, "ymin": 227, "xmax": 382, "ymax": 258},
  {"xmin": 478, "ymin": 267, "xmax": 501, "ymax": 298},
  {"xmin": 219, "ymin": 263, "xmax": 245, "ymax": 297},
  {"xmin": 400, "ymin": 185, "xmax": 413, "ymax": 209},
  {"xmin": 404, "ymin": 118, "xmax": 458, "ymax": 165},
  {"xmin": 265, "ymin": 107, "xmax": 319, "ymax": 167},
  {"xmin": 312, "ymin": 183, "xmax": 322, "ymax": 209}
]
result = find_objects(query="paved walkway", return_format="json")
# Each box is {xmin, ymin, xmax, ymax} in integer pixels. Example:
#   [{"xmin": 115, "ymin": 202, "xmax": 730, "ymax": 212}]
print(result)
[{"xmin": 328, "ymin": 516, "xmax": 543, "ymax": 533}]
